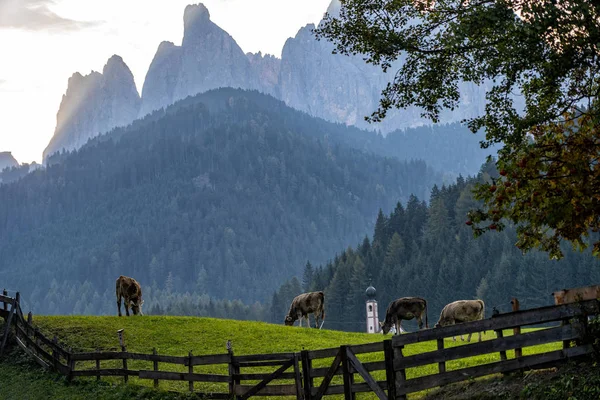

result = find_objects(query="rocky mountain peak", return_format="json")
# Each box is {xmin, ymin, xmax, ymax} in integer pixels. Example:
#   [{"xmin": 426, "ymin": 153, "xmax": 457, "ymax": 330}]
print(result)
[
  {"xmin": 43, "ymin": 55, "xmax": 141, "ymax": 162},
  {"xmin": 156, "ymin": 41, "xmax": 177, "ymax": 55},
  {"xmin": 140, "ymin": 3, "xmax": 260, "ymax": 118},
  {"xmin": 103, "ymin": 55, "xmax": 127, "ymax": 73},
  {"xmin": 0, "ymin": 151, "xmax": 18, "ymax": 171},
  {"xmin": 183, "ymin": 3, "xmax": 212, "ymax": 40}
]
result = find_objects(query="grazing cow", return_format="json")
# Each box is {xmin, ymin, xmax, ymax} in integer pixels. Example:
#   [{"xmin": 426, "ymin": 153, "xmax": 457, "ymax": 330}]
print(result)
[
  {"xmin": 435, "ymin": 300, "xmax": 485, "ymax": 342},
  {"xmin": 380, "ymin": 297, "xmax": 428, "ymax": 335},
  {"xmin": 284, "ymin": 291, "xmax": 325, "ymax": 329},
  {"xmin": 116, "ymin": 275, "xmax": 144, "ymax": 316},
  {"xmin": 552, "ymin": 284, "xmax": 600, "ymax": 305}
]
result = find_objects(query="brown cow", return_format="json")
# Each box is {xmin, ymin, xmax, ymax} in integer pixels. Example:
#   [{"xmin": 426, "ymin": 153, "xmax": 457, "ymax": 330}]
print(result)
[
  {"xmin": 552, "ymin": 284, "xmax": 600, "ymax": 305},
  {"xmin": 284, "ymin": 291, "xmax": 326, "ymax": 329},
  {"xmin": 435, "ymin": 299, "xmax": 485, "ymax": 342},
  {"xmin": 380, "ymin": 297, "xmax": 428, "ymax": 335},
  {"xmin": 116, "ymin": 275, "xmax": 144, "ymax": 316}
]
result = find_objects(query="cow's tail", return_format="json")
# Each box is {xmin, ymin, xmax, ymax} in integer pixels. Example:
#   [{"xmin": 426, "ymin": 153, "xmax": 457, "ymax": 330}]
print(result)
[
  {"xmin": 479, "ymin": 299, "xmax": 486, "ymax": 335},
  {"xmin": 115, "ymin": 277, "xmax": 121, "ymax": 298},
  {"xmin": 319, "ymin": 291, "xmax": 326, "ymax": 329}
]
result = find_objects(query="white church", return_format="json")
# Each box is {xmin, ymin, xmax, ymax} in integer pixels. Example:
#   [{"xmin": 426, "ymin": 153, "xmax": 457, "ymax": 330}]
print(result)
[{"xmin": 365, "ymin": 285, "xmax": 380, "ymax": 333}]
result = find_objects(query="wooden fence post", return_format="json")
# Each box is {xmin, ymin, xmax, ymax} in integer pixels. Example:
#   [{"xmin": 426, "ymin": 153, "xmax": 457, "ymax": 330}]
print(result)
[
  {"xmin": 0, "ymin": 297, "xmax": 15, "ymax": 357},
  {"xmin": 562, "ymin": 318, "xmax": 571, "ymax": 350},
  {"xmin": 152, "ymin": 347, "xmax": 159, "ymax": 388},
  {"xmin": 436, "ymin": 338, "xmax": 446, "ymax": 375},
  {"xmin": 117, "ymin": 329, "xmax": 128, "ymax": 383},
  {"xmin": 394, "ymin": 345, "xmax": 407, "ymax": 400},
  {"xmin": 2, "ymin": 289, "xmax": 7, "ymax": 313},
  {"xmin": 383, "ymin": 340, "xmax": 396, "ymax": 400},
  {"xmin": 340, "ymin": 345, "xmax": 355, "ymax": 400},
  {"xmin": 52, "ymin": 336, "xmax": 59, "ymax": 371},
  {"xmin": 96, "ymin": 348, "xmax": 101, "ymax": 381},
  {"xmin": 122, "ymin": 345, "xmax": 128, "ymax": 383},
  {"xmin": 301, "ymin": 350, "xmax": 312, "ymax": 400},
  {"xmin": 67, "ymin": 347, "xmax": 74, "ymax": 382},
  {"xmin": 188, "ymin": 350, "xmax": 194, "ymax": 392},
  {"xmin": 227, "ymin": 340, "xmax": 238, "ymax": 400},
  {"xmin": 293, "ymin": 353, "xmax": 303, "ymax": 400},
  {"xmin": 15, "ymin": 293, "xmax": 20, "ymax": 323},
  {"xmin": 27, "ymin": 312, "xmax": 32, "ymax": 337},
  {"xmin": 495, "ymin": 329, "xmax": 508, "ymax": 361},
  {"xmin": 511, "ymin": 298, "xmax": 522, "ymax": 358}
]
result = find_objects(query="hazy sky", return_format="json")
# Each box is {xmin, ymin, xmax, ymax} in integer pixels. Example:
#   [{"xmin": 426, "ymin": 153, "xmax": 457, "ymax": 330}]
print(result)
[{"xmin": 0, "ymin": 0, "xmax": 331, "ymax": 163}]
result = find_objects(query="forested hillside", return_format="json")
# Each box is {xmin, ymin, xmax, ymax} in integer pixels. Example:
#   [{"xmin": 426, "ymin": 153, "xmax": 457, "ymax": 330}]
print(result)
[
  {"xmin": 183, "ymin": 90, "xmax": 496, "ymax": 178},
  {"xmin": 272, "ymin": 162, "xmax": 600, "ymax": 331},
  {"xmin": 0, "ymin": 89, "xmax": 442, "ymax": 315}
]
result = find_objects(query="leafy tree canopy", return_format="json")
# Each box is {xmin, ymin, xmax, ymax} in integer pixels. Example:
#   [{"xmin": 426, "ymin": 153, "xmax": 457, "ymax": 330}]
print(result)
[{"xmin": 316, "ymin": 0, "xmax": 600, "ymax": 258}]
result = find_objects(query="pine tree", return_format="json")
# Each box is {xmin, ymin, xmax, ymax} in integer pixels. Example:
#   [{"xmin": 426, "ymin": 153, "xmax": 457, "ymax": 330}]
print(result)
[
  {"xmin": 384, "ymin": 233, "xmax": 405, "ymax": 267},
  {"xmin": 302, "ymin": 261, "xmax": 314, "ymax": 292},
  {"xmin": 373, "ymin": 209, "xmax": 389, "ymax": 249},
  {"xmin": 165, "ymin": 271, "xmax": 174, "ymax": 294},
  {"xmin": 388, "ymin": 202, "xmax": 405, "ymax": 238},
  {"xmin": 425, "ymin": 198, "xmax": 450, "ymax": 241}
]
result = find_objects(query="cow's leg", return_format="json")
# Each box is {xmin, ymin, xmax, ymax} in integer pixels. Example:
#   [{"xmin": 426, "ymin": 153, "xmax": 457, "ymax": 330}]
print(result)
[
  {"xmin": 446, "ymin": 320, "xmax": 457, "ymax": 341},
  {"xmin": 417, "ymin": 314, "xmax": 424, "ymax": 330},
  {"xmin": 306, "ymin": 314, "xmax": 312, "ymax": 328},
  {"xmin": 314, "ymin": 313, "xmax": 319, "ymax": 328},
  {"xmin": 396, "ymin": 320, "xmax": 403, "ymax": 335},
  {"xmin": 478, "ymin": 331, "xmax": 482, "ymax": 342},
  {"xmin": 124, "ymin": 297, "xmax": 130, "ymax": 316},
  {"xmin": 117, "ymin": 295, "xmax": 122, "ymax": 317},
  {"xmin": 466, "ymin": 332, "xmax": 472, "ymax": 342}
]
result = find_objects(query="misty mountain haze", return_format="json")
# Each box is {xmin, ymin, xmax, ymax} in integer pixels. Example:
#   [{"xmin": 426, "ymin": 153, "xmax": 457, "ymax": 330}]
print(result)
[{"xmin": 42, "ymin": 1, "xmax": 492, "ymax": 171}]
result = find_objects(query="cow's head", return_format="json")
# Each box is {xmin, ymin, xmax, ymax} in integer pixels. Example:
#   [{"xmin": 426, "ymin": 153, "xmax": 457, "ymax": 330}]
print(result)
[
  {"xmin": 284, "ymin": 315, "xmax": 295, "ymax": 326},
  {"xmin": 131, "ymin": 299, "xmax": 144, "ymax": 316},
  {"xmin": 379, "ymin": 320, "xmax": 393, "ymax": 335}
]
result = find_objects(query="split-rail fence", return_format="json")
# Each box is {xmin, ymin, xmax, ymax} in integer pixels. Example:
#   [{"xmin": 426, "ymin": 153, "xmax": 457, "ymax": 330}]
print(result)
[{"xmin": 1, "ymin": 290, "xmax": 598, "ymax": 399}]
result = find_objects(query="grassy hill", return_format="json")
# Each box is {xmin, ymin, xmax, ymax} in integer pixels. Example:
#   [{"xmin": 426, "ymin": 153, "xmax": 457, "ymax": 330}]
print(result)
[{"xmin": 1, "ymin": 315, "xmax": 578, "ymax": 400}]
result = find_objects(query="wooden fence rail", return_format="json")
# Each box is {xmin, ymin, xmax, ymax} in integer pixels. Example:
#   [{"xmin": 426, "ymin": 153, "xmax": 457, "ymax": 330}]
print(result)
[{"xmin": 1, "ymin": 291, "xmax": 599, "ymax": 400}]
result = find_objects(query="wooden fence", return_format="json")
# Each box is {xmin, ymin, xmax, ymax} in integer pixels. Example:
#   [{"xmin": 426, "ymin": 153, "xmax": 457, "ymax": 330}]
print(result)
[{"xmin": 1, "ymin": 290, "xmax": 599, "ymax": 399}]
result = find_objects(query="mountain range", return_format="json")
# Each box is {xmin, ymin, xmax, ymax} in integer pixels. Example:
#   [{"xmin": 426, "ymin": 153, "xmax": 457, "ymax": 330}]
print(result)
[
  {"xmin": 42, "ymin": 1, "xmax": 491, "ymax": 168},
  {"xmin": 1, "ymin": 88, "xmax": 443, "ymax": 314}
]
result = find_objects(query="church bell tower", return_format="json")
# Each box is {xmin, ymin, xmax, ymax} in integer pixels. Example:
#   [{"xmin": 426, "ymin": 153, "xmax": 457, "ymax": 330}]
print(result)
[{"xmin": 365, "ymin": 285, "xmax": 379, "ymax": 333}]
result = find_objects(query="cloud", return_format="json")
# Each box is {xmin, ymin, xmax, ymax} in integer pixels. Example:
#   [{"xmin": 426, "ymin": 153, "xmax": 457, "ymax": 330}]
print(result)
[{"xmin": 0, "ymin": 0, "xmax": 100, "ymax": 31}]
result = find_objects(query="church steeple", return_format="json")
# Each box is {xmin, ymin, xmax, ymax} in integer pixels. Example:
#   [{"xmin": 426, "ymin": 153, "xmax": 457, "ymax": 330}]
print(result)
[{"xmin": 365, "ymin": 284, "xmax": 379, "ymax": 333}]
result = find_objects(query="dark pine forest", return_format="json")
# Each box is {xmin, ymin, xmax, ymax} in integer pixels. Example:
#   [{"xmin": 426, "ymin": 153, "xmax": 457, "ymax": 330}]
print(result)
[{"xmin": 271, "ymin": 164, "xmax": 600, "ymax": 331}]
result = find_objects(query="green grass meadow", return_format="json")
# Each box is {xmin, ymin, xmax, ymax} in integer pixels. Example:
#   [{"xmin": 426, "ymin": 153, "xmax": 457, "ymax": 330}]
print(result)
[{"xmin": 0, "ymin": 316, "xmax": 563, "ymax": 400}]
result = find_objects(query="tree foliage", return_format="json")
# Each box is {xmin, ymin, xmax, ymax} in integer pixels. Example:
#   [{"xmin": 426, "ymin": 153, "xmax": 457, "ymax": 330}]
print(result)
[
  {"xmin": 470, "ymin": 111, "xmax": 600, "ymax": 258},
  {"xmin": 316, "ymin": 0, "xmax": 600, "ymax": 258}
]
